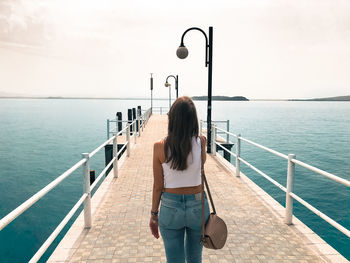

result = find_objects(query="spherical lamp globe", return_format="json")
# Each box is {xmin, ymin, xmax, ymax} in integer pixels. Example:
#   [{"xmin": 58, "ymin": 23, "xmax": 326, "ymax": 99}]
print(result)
[{"xmin": 176, "ymin": 46, "xmax": 188, "ymax": 59}]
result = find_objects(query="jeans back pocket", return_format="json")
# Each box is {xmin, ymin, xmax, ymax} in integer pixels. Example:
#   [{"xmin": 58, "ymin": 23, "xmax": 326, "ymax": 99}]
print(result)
[{"xmin": 159, "ymin": 204, "xmax": 177, "ymax": 228}]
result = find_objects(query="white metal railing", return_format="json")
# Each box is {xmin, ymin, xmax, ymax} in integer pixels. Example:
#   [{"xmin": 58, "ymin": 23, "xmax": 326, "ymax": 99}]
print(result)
[
  {"xmin": 201, "ymin": 120, "xmax": 231, "ymax": 143},
  {"xmin": 0, "ymin": 107, "xmax": 153, "ymax": 262},
  {"xmin": 151, "ymin": 106, "xmax": 169, "ymax": 115},
  {"xmin": 107, "ymin": 108, "xmax": 152, "ymax": 140},
  {"xmin": 201, "ymin": 121, "xmax": 350, "ymax": 238}
]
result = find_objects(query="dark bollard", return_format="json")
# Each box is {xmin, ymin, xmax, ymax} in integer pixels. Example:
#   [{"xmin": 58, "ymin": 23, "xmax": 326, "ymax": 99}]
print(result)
[
  {"xmin": 137, "ymin": 106, "xmax": 141, "ymax": 116},
  {"xmin": 137, "ymin": 106, "xmax": 142, "ymax": 128},
  {"xmin": 104, "ymin": 144, "xmax": 127, "ymax": 175},
  {"xmin": 132, "ymin": 108, "xmax": 138, "ymax": 132},
  {"xmin": 116, "ymin": 112, "xmax": 122, "ymax": 132},
  {"xmin": 223, "ymin": 149, "xmax": 231, "ymax": 162},
  {"xmin": 219, "ymin": 143, "xmax": 234, "ymax": 162},
  {"xmin": 90, "ymin": 170, "xmax": 95, "ymax": 185},
  {"xmin": 132, "ymin": 108, "xmax": 136, "ymax": 119},
  {"xmin": 128, "ymin": 109, "xmax": 133, "ymax": 133}
]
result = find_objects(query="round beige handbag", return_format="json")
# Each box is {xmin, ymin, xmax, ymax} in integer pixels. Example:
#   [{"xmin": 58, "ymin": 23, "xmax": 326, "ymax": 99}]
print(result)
[{"xmin": 200, "ymin": 146, "xmax": 228, "ymax": 249}]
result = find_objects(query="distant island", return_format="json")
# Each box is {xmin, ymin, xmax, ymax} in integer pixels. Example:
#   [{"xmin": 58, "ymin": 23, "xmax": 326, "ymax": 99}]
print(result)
[
  {"xmin": 1, "ymin": 91, "xmax": 349, "ymax": 101},
  {"xmin": 289, "ymin": 95, "xmax": 350, "ymax": 101},
  {"xmin": 192, "ymin": 96, "xmax": 249, "ymax": 101}
]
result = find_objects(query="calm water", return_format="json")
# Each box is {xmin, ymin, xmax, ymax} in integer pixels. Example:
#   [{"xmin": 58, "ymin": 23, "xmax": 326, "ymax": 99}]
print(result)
[{"xmin": 0, "ymin": 99, "xmax": 349, "ymax": 262}]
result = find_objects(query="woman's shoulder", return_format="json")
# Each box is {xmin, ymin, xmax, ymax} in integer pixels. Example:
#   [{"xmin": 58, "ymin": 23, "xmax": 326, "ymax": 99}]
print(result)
[
  {"xmin": 153, "ymin": 138, "xmax": 165, "ymax": 151},
  {"xmin": 153, "ymin": 138, "xmax": 166, "ymax": 162},
  {"xmin": 198, "ymin": 135, "xmax": 207, "ymax": 145}
]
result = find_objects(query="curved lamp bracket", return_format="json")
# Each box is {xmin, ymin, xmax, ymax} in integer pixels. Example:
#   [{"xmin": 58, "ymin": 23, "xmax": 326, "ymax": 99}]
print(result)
[
  {"xmin": 179, "ymin": 27, "xmax": 209, "ymax": 67},
  {"xmin": 166, "ymin": 75, "xmax": 177, "ymax": 83},
  {"xmin": 165, "ymin": 75, "xmax": 177, "ymax": 90}
]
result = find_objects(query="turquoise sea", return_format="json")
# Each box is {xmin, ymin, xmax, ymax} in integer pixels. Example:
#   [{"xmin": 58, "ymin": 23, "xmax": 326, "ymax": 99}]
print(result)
[{"xmin": 0, "ymin": 99, "xmax": 349, "ymax": 262}]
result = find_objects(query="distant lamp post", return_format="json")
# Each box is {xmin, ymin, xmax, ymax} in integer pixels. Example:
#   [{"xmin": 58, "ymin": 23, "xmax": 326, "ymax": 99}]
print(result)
[
  {"xmin": 176, "ymin": 26, "xmax": 213, "ymax": 153},
  {"xmin": 165, "ymin": 75, "xmax": 179, "ymax": 101},
  {"xmin": 164, "ymin": 81, "xmax": 171, "ymax": 109},
  {"xmin": 150, "ymin": 73, "xmax": 153, "ymax": 113}
]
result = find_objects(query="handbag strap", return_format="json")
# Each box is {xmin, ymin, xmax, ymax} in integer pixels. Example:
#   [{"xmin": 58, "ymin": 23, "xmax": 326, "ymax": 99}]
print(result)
[{"xmin": 201, "ymin": 138, "xmax": 216, "ymax": 240}]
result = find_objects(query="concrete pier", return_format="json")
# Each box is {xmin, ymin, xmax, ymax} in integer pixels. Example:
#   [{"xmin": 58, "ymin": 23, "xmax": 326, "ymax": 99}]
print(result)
[{"xmin": 48, "ymin": 115, "xmax": 347, "ymax": 263}]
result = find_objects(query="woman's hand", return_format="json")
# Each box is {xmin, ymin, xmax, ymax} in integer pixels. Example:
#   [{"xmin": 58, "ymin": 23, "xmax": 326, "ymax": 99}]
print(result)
[{"xmin": 149, "ymin": 216, "xmax": 160, "ymax": 239}]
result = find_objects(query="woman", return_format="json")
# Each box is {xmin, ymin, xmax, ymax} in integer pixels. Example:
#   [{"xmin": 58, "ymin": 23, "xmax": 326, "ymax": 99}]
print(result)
[{"xmin": 149, "ymin": 96, "xmax": 210, "ymax": 263}]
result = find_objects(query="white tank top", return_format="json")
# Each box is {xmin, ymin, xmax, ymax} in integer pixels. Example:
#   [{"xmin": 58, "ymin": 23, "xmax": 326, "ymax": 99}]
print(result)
[{"xmin": 162, "ymin": 136, "xmax": 201, "ymax": 188}]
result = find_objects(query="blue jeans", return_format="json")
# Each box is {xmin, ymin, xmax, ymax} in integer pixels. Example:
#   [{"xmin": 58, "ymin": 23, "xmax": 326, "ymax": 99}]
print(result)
[{"xmin": 159, "ymin": 192, "xmax": 210, "ymax": 263}]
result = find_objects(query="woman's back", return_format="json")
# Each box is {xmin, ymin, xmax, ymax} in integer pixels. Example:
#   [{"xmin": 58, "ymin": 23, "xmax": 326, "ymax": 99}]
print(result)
[{"xmin": 162, "ymin": 136, "xmax": 201, "ymax": 188}]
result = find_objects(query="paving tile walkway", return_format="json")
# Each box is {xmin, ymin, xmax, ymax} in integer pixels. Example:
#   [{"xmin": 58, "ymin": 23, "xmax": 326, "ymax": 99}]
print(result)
[{"xmin": 49, "ymin": 115, "xmax": 326, "ymax": 263}]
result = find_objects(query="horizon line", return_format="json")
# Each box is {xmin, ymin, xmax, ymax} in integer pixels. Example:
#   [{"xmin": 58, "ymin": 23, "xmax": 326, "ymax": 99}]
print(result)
[{"xmin": 1, "ymin": 95, "xmax": 350, "ymax": 101}]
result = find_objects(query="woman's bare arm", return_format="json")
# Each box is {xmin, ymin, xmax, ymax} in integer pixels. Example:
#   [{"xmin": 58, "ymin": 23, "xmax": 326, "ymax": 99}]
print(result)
[
  {"xmin": 200, "ymin": 135, "xmax": 207, "ymax": 164},
  {"xmin": 150, "ymin": 141, "xmax": 164, "ymax": 239},
  {"xmin": 152, "ymin": 142, "xmax": 164, "ymax": 213}
]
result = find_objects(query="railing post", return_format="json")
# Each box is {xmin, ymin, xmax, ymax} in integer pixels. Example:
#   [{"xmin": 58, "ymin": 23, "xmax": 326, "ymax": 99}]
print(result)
[
  {"xmin": 107, "ymin": 119, "xmax": 110, "ymax": 140},
  {"xmin": 211, "ymin": 124, "xmax": 216, "ymax": 156},
  {"xmin": 137, "ymin": 114, "xmax": 141, "ymax": 137},
  {"xmin": 128, "ymin": 109, "xmax": 133, "ymax": 134},
  {"xmin": 81, "ymin": 153, "xmax": 92, "ymax": 228},
  {"xmin": 115, "ymin": 114, "xmax": 118, "ymax": 134},
  {"xmin": 141, "ymin": 115, "xmax": 144, "ymax": 132},
  {"xmin": 134, "ymin": 121, "xmax": 137, "ymax": 143},
  {"xmin": 226, "ymin": 120, "xmax": 230, "ymax": 143},
  {"xmin": 285, "ymin": 153, "xmax": 296, "ymax": 225},
  {"xmin": 199, "ymin": 120, "xmax": 202, "ymax": 136},
  {"xmin": 126, "ymin": 124, "xmax": 131, "ymax": 157},
  {"xmin": 113, "ymin": 136, "xmax": 118, "ymax": 178},
  {"xmin": 140, "ymin": 115, "xmax": 143, "ymax": 131},
  {"xmin": 116, "ymin": 112, "xmax": 122, "ymax": 133},
  {"xmin": 235, "ymin": 134, "xmax": 241, "ymax": 177},
  {"xmin": 160, "ymin": 107, "xmax": 162, "ymax": 115}
]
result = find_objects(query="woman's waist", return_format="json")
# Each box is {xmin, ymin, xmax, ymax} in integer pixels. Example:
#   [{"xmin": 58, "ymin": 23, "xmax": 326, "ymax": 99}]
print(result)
[
  {"xmin": 163, "ymin": 185, "xmax": 202, "ymax": 195},
  {"xmin": 162, "ymin": 189, "xmax": 207, "ymax": 202}
]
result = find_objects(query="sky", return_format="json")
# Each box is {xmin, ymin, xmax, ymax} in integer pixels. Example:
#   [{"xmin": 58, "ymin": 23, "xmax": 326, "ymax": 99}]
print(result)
[{"xmin": 0, "ymin": 0, "xmax": 349, "ymax": 100}]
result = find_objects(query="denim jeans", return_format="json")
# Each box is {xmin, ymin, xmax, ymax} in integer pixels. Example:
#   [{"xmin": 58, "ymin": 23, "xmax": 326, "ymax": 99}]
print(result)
[{"xmin": 159, "ymin": 192, "xmax": 210, "ymax": 263}]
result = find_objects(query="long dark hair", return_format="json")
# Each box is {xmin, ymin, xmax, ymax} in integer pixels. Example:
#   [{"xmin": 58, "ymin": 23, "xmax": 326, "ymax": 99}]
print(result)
[{"xmin": 165, "ymin": 96, "xmax": 199, "ymax": 171}]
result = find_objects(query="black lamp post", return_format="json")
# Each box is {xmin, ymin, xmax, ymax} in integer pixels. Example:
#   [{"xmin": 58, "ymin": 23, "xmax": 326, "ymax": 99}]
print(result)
[
  {"xmin": 176, "ymin": 26, "xmax": 213, "ymax": 154},
  {"xmin": 150, "ymin": 73, "xmax": 153, "ymax": 113},
  {"xmin": 165, "ymin": 75, "xmax": 179, "ymax": 99},
  {"xmin": 164, "ymin": 80, "xmax": 171, "ymax": 109}
]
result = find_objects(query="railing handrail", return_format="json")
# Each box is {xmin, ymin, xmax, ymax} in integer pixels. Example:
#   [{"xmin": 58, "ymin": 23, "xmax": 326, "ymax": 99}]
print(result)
[
  {"xmin": 201, "ymin": 120, "xmax": 228, "ymax": 123},
  {"xmin": 0, "ymin": 107, "xmax": 153, "ymax": 262},
  {"xmin": 0, "ymin": 158, "xmax": 86, "ymax": 231},
  {"xmin": 213, "ymin": 126, "xmax": 349, "ymax": 187},
  {"xmin": 200, "ymin": 120, "xmax": 231, "ymax": 144},
  {"xmin": 107, "ymin": 110, "xmax": 152, "ymax": 138},
  {"xmin": 291, "ymin": 158, "xmax": 350, "ymax": 187},
  {"xmin": 208, "ymin": 122, "xmax": 350, "ymax": 238},
  {"xmin": 214, "ymin": 126, "xmax": 236, "ymax": 138},
  {"xmin": 151, "ymin": 106, "xmax": 169, "ymax": 114},
  {"xmin": 109, "ymin": 120, "xmax": 131, "ymax": 123},
  {"xmin": 95, "ymin": 124, "xmax": 132, "ymax": 157},
  {"xmin": 29, "ymin": 193, "xmax": 88, "ymax": 263},
  {"xmin": 89, "ymin": 136, "xmax": 115, "ymax": 158}
]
